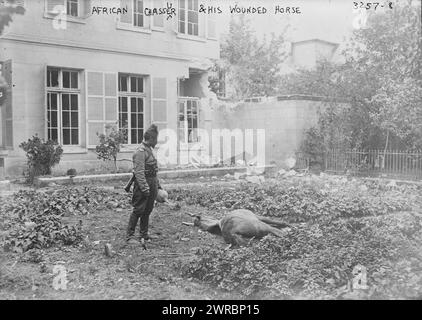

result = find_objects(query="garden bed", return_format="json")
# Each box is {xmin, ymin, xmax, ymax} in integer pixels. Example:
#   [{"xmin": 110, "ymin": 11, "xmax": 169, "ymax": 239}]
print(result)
[{"xmin": 0, "ymin": 175, "xmax": 421, "ymax": 299}]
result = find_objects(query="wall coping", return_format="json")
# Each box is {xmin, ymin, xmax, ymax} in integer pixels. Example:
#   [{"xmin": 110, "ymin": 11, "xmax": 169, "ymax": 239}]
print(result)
[{"xmin": 34, "ymin": 165, "xmax": 277, "ymax": 187}]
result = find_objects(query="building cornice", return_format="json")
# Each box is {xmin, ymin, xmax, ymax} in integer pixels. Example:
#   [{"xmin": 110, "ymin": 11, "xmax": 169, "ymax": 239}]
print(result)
[{"xmin": 0, "ymin": 33, "xmax": 196, "ymax": 62}]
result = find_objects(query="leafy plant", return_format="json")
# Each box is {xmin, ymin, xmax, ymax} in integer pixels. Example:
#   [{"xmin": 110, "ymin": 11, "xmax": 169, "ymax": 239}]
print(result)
[
  {"xmin": 169, "ymin": 179, "xmax": 413, "ymax": 224},
  {"xmin": 66, "ymin": 168, "xmax": 77, "ymax": 177},
  {"xmin": 176, "ymin": 177, "xmax": 422, "ymax": 299},
  {"xmin": 220, "ymin": 15, "xmax": 288, "ymax": 99},
  {"xmin": 298, "ymin": 127, "xmax": 326, "ymax": 170},
  {"xmin": 95, "ymin": 125, "xmax": 126, "ymax": 173},
  {"xmin": 181, "ymin": 213, "xmax": 422, "ymax": 299},
  {"xmin": 0, "ymin": 0, "xmax": 25, "ymax": 35},
  {"xmin": 19, "ymin": 135, "xmax": 63, "ymax": 183},
  {"xmin": 0, "ymin": 186, "xmax": 133, "ymax": 253}
]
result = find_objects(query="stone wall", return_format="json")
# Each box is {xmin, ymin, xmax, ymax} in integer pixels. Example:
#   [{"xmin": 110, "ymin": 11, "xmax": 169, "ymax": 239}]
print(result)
[{"xmin": 209, "ymin": 97, "xmax": 337, "ymax": 168}]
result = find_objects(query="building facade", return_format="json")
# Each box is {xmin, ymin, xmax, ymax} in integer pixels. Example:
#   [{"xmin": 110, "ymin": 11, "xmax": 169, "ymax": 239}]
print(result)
[{"xmin": 0, "ymin": 0, "xmax": 219, "ymax": 178}]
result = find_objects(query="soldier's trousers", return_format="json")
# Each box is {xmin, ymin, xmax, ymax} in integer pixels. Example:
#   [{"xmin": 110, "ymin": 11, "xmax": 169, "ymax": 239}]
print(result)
[{"xmin": 127, "ymin": 176, "xmax": 158, "ymax": 239}]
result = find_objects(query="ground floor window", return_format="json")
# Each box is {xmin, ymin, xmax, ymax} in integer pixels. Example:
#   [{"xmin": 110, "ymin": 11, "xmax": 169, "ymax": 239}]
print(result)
[
  {"xmin": 178, "ymin": 98, "xmax": 199, "ymax": 143},
  {"xmin": 118, "ymin": 74, "xmax": 145, "ymax": 145},
  {"xmin": 46, "ymin": 67, "xmax": 80, "ymax": 146}
]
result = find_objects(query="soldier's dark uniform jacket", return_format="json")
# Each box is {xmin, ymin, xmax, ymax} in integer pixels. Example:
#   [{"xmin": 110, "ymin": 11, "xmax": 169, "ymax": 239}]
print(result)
[{"xmin": 127, "ymin": 141, "xmax": 161, "ymax": 240}]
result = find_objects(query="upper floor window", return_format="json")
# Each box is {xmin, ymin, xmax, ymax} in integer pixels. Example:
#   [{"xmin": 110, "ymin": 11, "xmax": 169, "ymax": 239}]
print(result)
[
  {"xmin": 119, "ymin": 0, "xmax": 149, "ymax": 29},
  {"xmin": 178, "ymin": 0, "xmax": 199, "ymax": 36},
  {"xmin": 67, "ymin": 0, "xmax": 78, "ymax": 17},
  {"xmin": 133, "ymin": 0, "xmax": 144, "ymax": 27},
  {"xmin": 45, "ymin": 0, "xmax": 91, "ymax": 19}
]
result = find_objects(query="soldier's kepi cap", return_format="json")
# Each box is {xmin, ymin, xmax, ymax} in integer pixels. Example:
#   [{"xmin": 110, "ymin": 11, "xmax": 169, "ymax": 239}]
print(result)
[{"xmin": 144, "ymin": 124, "xmax": 159, "ymax": 140}]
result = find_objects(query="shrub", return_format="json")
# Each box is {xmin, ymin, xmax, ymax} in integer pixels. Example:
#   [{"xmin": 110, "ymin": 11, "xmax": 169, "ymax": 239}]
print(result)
[
  {"xmin": 19, "ymin": 135, "xmax": 63, "ymax": 183},
  {"xmin": 298, "ymin": 127, "xmax": 325, "ymax": 170},
  {"xmin": 66, "ymin": 168, "xmax": 77, "ymax": 177},
  {"xmin": 95, "ymin": 125, "xmax": 126, "ymax": 173}
]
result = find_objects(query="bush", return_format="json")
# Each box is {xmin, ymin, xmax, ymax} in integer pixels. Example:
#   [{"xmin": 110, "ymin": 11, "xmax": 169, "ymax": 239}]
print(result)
[
  {"xmin": 19, "ymin": 135, "xmax": 63, "ymax": 183},
  {"xmin": 298, "ymin": 127, "xmax": 325, "ymax": 170},
  {"xmin": 66, "ymin": 168, "xmax": 77, "ymax": 177},
  {"xmin": 95, "ymin": 125, "xmax": 126, "ymax": 173}
]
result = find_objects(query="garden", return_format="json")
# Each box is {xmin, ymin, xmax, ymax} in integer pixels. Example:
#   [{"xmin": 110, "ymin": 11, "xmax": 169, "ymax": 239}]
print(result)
[{"xmin": 1, "ymin": 174, "xmax": 421, "ymax": 300}]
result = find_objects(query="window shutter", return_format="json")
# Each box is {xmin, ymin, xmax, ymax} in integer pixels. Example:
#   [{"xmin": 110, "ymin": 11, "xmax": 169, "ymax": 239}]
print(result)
[
  {"xmin": 120, "ymin": 0, "xmax": 133, "ymax": 24},
  {"xmin": 1, "ymin": 60, "xmax": 13, "ymax": 148},
  {"xmin": 85, "ymin": 71, "xmax": 118, "ymax": 148},
  {"xmin": 11, "ymin": 0, "xmax": 25, "ymax": 8},
  {"xmin": 45, "ymin": 0, "xmax": 66, "ymax": 14},
  {"xmin": 199, "ymin": 10, "xmax": 206, "ymax": 38},
  {"xmin": 152, "ymin": 0, "xmax": 164, "ymax": 28},
  {"xmin": 172, "ymin": 0, "xmax": 179, "ymax": 33},
  {"xmin": 152, "ymin": 77, "xmax": 167, "ymax": 133},
  {"xmin": 207, "ymin": 13, "xmax": 217, "ymax": 39},
  {"xmin": 83, "ymin": 0, "xmax": 92, "ymax": 17}
]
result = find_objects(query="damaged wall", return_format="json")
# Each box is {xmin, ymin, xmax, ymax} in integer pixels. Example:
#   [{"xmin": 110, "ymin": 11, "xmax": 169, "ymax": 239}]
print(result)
[{"xmin": 208, "ymin": 98, "xmax": 342, "ymax": 168}]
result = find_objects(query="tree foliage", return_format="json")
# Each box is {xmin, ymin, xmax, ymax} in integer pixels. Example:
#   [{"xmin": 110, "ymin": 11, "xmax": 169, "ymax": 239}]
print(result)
[
  {"xmin": 19, "ymin": 135, "xmax": 63, "ymax": 183},
  {"xmin": 95, "ymin": 125, "xmax": 126, "ymax": 173},
  {"xmin": 0, "ymin": 0, "xmax": 25, "ymax": 87},
  {"xmin": 0, "ymin": 0, "xmax": 25, "ymax": 35},
  {"xmin": 220, "ymin": 15, "xmax": 288, "ymax": 99},
  {"xmin": 283, "ymin": 1, "xmax": 422, "ymax": 151}
]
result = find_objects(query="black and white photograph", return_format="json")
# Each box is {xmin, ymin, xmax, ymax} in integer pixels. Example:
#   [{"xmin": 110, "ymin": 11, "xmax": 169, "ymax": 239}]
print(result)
[{"xmin": 0, "ymin": 0, "xmax": 421, "ymax": 304}]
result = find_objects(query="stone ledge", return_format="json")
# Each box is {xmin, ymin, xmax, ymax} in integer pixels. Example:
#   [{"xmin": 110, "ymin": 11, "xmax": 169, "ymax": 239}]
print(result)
[{"xmin": 34, "ymin": 165, "xmax": 277, "ymax": 187}]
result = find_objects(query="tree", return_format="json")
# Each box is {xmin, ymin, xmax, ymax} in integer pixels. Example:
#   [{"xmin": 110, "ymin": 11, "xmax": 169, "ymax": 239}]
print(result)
[
  {"xmin": 283, "ymin": 0, "xmax": 422, "ymax": 151},
  {"xmin": 95, "ymin": 125, "xmax": 126, "ymax": 173},
  {"xmin": 0, "ymin": 0, "xmax": 25, "ymax": 35},
  {"xmin": 1, "ymin": 0, "xmax": 25, "ymax": 87},
  {"xmin": 220, "ymin": 15, "xmax": 288, "ymax": 99}
]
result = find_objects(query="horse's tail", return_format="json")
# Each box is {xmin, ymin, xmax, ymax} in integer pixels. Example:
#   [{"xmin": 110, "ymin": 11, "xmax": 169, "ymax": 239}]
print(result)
[
  {"xmin": 268, "ymin": 226, "xmax": 290, "ymax": 238},
  {"xmin": 257, "ymin": 216, "xmax": 291, "ymax": 229}
]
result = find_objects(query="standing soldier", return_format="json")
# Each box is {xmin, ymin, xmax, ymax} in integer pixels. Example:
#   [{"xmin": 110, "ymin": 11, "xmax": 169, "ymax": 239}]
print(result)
[{"xmin": 126, "ymin": 124, "xmax": 162, "ymax": 245}]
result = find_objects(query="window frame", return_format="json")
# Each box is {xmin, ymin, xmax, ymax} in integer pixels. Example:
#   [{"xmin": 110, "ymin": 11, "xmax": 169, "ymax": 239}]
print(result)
[
  {"xmin": 177, "ymin": 97, "xmax": 200, "ymax": 145},
  {"xmin": 178, "ymin": 0, "xmax": 200, "ymax": 37},
  {"xmin": 118, "ymin": 74, "xmax": 146, "ymax": 146},
  {"xmin": 133, "ymin": 0, "xmax": 145, "ymax": 28},
  {"xmin": 43, "ymin": 0, "xmax": 88, "ymax": 25},
  {"xmin": 117, "ymin": 0, "xmax": 152, "ymax": 33},
  {"xmin": 46, "ymin": 67, "xmax": 82, "ymax": 148},
  {"xmin": 66, "ymin": 0, "xmax": 79, "ymax": 17}
]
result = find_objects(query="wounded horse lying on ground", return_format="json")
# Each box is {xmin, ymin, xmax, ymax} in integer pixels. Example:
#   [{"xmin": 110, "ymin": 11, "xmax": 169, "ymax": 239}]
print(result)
[{"xmin": 193, "ymin": 209, "xmax": 292, "ymax": 247}]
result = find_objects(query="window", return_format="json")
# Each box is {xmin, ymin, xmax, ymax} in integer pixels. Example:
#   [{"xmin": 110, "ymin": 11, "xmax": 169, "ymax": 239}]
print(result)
[
  {"xmin": 67, "ymin": 0, "xmax": 78, "ymax": 17},
  {"xmin": 119, "ymin": 0, "xmax": 149, "ymax": 29},
  {"xmin": 133, "ymin": 0, "xmax": 144, "ymax": 27},
  {"xmin": 118, "ymin": 74, "xmax": 145, "ymax": 144},
  {"xmin": 45, "ymin": 0, "xmax": 91, "ymax": 19},
  {"xmin": 178, "ymin": 98, "xmax": 199, "ymax": 143},
  {"xmin": 152, "ymin": 0, "xmax": 164, "ymax": 28},
  {"xmin": 46, "ymin": 68, "xmax": 80, "ymax": 146},
  {"xmin": 178, "ymin": 0, "xmax": 199, "ymax": 36}
]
